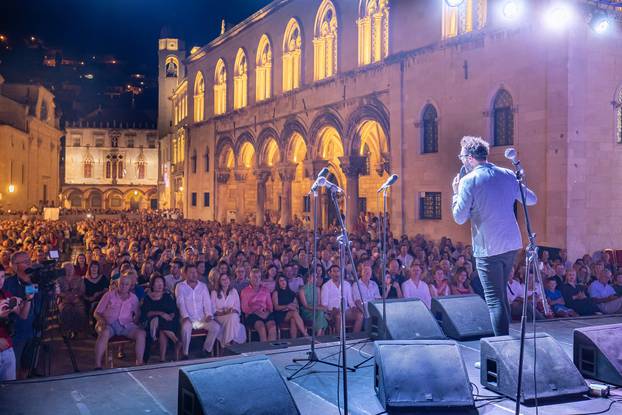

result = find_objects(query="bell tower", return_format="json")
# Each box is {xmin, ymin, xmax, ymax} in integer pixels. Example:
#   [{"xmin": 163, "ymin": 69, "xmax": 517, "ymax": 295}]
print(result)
[{"xmin": 157, "ymin": 28, "xmax": 185, "ymax": 138}]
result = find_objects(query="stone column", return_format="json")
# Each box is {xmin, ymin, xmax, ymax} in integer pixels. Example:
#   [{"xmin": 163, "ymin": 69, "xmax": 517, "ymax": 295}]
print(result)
[
  {"xmin": 254, "ymin": 168, "xmax": 271, "ymax": 227},
  {"xmin": 233, "ymin": 169, "xmax": 249, "ymax": 223},
  {"xmin": 216, "ymin": 169, "xmax": 231, "ymax": 223},
  {"xmin": 339, "ymin": 155, "xmax": 367, "ymax": 232},
  {"xmin": 277, "ymin": 162, "xmax": 297, "ymax": 227},
  {"xmin": 304, "ymin": 159, "xmax": 329, "ymax": 229}
]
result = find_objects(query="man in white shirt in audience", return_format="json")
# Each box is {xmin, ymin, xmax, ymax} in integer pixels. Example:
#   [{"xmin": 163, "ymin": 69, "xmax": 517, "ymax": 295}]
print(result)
[
  {"xmin": 352, "ymin": 262, "xmax": 380, "ymax": 317},
  {"xmin": 165, "ymin": 260, "xmax": 184, "ymax": 295},
  {"xmin": 321, "ymin": 265, "xmax": 363, "ymax": 334},
  {"xmin": 589, "ymin": 269, "xmax": 622, "ymax": 314},
  {"xmin": 176, "ymin": 263, "xmax": 221, "ymax": 359},
  {"xmin": 401, "ymin": 264, "xmax": 431, "ymax": 308}
]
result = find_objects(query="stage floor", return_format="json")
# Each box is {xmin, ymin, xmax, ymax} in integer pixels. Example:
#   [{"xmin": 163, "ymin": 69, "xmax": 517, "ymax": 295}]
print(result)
[{"xmin": 1, "ymin": 315, "xmax": 621, "ymax": 415}]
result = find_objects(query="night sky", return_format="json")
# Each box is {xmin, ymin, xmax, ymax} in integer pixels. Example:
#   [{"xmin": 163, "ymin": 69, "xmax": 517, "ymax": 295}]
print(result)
[{"xmin": 0, "ymin": 0, "xmax": 273, "ymax": 69}]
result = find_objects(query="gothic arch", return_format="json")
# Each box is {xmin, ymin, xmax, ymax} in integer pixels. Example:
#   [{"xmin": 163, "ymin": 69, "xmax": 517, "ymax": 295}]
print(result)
[
  {"xmin": 309, "ymin": 109, "xmax": 345, "ymax": 154},
  {"xmin": 281, "ymin": 117, "xmax": 308, "ymax": 148},
  {"xmin": 346, "ymin": 101, "xmax": 390, "ymax": 155},
  {"xmin": 257, "ymin": 127, "xmax": 282, "ymax": 166},
  {"xmin": 215, "ymin": 136, "xmax": 235, "ymax": 168}
]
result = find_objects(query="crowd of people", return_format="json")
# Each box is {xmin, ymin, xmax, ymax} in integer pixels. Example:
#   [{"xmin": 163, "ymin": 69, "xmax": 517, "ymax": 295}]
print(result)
[{"xmin": 0, "ymin": 212, "xmax": 621, "ymax": 380}]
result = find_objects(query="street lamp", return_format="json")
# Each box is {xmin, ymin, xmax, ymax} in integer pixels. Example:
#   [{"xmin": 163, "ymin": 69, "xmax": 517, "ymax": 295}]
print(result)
[{"xmin": 8, "ymin": 184, "xmax": 15, "ymax": 193}]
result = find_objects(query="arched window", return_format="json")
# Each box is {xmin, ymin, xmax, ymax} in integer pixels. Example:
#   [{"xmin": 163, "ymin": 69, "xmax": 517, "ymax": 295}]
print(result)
[
  {"xmin": 105, "ymin": 159, "xmax": 111, "ymax": 179},
  {"xmin": 442, "ymin": 0, "xmax": 487, "ymax": 39},
  {"xmin": 204, "ymin": 146, "xmax": 210, "ymax": 172},
  {"xmin": 117, "ymin": 157, "xmax": 124, "ymax": 179},
  {"xmin": 492, "ymin": 89, "xmax": 514, "ymax": 147},
  {"xmin": 283, "ymin": 18, "xmax": 302, "ymax": 92},
  {"xmin": 421, "ymin": 104, "xmax": 438, "ymax": 154},
  {"xmin": 191, "ymin": 149, "xmax": 197, "ymax": 174},
  {"xmin": 40, "ymin": 100, "xmax": 49, "ymax": 121},
  {"xmin": 313, "ymin": 0, "xmax": 338, "ymax": 81},
  {"xmin": 214, "ymin": 59, "xmax": 227, "ymax": 115},
  {"xmin": 233, "ymin": 49, "xmax": 248, "ymax": 110},
  {"xmin": 194, "ymin": 72, "xmax": 205, "ymax": 122},
  {"xmin": 256, "ymin": 35, "xmax": 272, "ymax": 102},
  {"xmin": 358, "ymin": 0, "xmax": 390, "ymax": 66},
  {"xmin": 616, "ymin": 88, "xmax": 622, "ymax": 143},
  {"xmin": 136, "ymin": 149, "xmax": 147, "ymax": 180},
  {"xmin": 165, "ymin": 56, "xmax": 179, "ymax": 78},
  {"xmin": 84, "ymin": 159, "xmax": 93, "ymax": 178}
]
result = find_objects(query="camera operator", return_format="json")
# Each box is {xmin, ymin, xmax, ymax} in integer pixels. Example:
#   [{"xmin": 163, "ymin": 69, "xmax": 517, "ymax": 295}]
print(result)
[
  {"xmin": 3, "ymin": 251, "xmax": 39, "ymax": 376},
  {"xmin": 0, "ymin": 263, "xmax": 32, "ymax": 380}
]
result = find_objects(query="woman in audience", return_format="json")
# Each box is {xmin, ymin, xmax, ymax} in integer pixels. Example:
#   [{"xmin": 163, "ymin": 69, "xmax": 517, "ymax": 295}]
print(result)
[
  {"xmin": 429, "ymin": 267, "xmax": 450, "ymax": 298},
  {"xmin": 261, "ymin": 264, "xmax": 278, "ymax": 292},
  {"xmin": 58, "ymin": 262, "xmax": 86, "ymax": 337},
  {"xmin": 83, "ymin": 261, "xmax": 109, "ymax": 323},
  {"xmin": 383, "ymin": 273, "xmax": 403, "ymax": 299},
  {"xmin": 299, "ymin": 271, "xmax": 329, "ymax": 336},
  {"xmin": 211, "ymin": 273, "xmax": 246, "ymax": 346},
  {"xmin": 544, "ymin": 277, "xmax": 578, "ymax": 317},
  {"xmin": 560, "ymin": 269, "xmax": 599, "ymax": 316},
  {"xmin": 141, "ymin": 273, "xmax": 178, "ymax": 362},
  {"xmin": 613, "ymin": 273, "xmax": 622, "ymax": 297},
  {"xmin": 139, "ymin": 261, "xmax": 154, "ymax": 285},
  {"xmin": 74, "ymin": 253, "xmax": 88, "ymax": 277},
  {"xmin": 272, "ymin": 275, "xmax": 308, "ymax": 339},
  {"xmin": 450, "ymin": 267, "xmax": 473, "ymax": 295},
  {"xmin": 240, "ymin": 268, "xmax": 277, "ymax": 342}
]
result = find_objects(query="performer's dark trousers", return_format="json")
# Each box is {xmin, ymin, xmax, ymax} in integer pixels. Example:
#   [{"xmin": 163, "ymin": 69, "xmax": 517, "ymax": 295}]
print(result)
[{"xmin": 475, "ymin": 250, "xmax": 518, "ymax": 336}]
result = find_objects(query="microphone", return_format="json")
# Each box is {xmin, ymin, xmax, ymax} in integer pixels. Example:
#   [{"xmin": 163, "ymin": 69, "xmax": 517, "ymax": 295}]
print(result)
[
  {"xmin": 459, "ymin": 166, "xmax": 467, "ymax": 180},
  {"xmin": 310, "ymin": 167, "xmax": 330, "ymax": 193},
  {"xmin": 316, "ymin": 176, "xmax": 343, "ymax": 193},
  {"xmin": 377, "ymin": 174, "xmax": 399, "ymax": 193},
  {"xmin": 504, "ymin": 148, "xmax": 524, "ymax": 173}
]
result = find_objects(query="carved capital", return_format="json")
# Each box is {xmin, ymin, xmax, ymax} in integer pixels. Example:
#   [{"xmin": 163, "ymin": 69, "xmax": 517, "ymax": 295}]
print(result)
[
  {"xmin": 376, "ymin": 152, "xmax": 391, "ymax": 176},
  {"xmin": 216, "ymin": 168, "xmax": 231, "ymax": 184},
  {"xmin": 277, "ymin": 162, "xmax": 297, "ymax": 182},
  {"xmin": 339, "ymin": 155, "xmax": 367, "ymax": 179},
  {"xmin": 234, "ymin": 168, "xmax": 250, "ymax": 182},
  {"xmin": 254, "ymin": 167, "xmax": 272, "ymax": 184},
  {"xmin": 303, "ymin": 159, "xmax": 329, "ymax": 179}
]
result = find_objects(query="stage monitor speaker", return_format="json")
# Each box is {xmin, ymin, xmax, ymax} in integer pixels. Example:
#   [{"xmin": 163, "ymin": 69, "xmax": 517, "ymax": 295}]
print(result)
[
  {"xmin": 431, "ymin": 294, "xmax": 495, "ymax": 340},
  {"xmin": 573, "ymin": 323, "xmax": 622, "ymax": 386},
  {"xmin": 178, "ymin": 355, "xmax": 300, "ymax": 415},
  {"xmin": 480, "ymin": 333, "xmax": 588, "ymax": 404},
  {"xmin": 374, "ymin": 340, "xmax": 476, "ymax": 413},
  {"xmin": 367, "ymin": 298, "xmax": 445, "ymax": 340}
]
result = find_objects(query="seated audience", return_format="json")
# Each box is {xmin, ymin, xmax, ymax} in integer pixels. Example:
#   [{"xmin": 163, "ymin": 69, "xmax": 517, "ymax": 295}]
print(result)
[
  {"xmin": 58, "ymin": 262, "xmax": 86, "ymax": 337},
  {"xmin": 142, "ymin": 273, "xmax": 178, "ymax": 362},
  {"xmin": 211, "ymin": 273, "xmax": 246, "ymax": 346},
  {"xmin": 0, "ymin": 265, "xmax": 30, "ymax": 381},
  {"xmin": 429, "ymin": 267, "xmax": 450, "ymax": 298},
  {"xmin": 241, "ymin": 268, "xmax": 277, "ymax": 342},
  {"xmin": 560, "ymin": 269, "xmax": 599, "ymax": 316},
  {"xmin": 74, "ymin": 253, "xmax": 88, "ymax": 277},
  {"xmin": 402, "ymin": 264, "xmax": 432, "ymax": 308},
  {"xmin": 588, "ymin": 270, "xmax": 622, "ymax": 314},
  {"xmin": 83, "ymin": 261, "xmax": 109, "ymax": 317},
  {"xmin": 272, "ymin": 275, "xmax": 307, "ymax": 338},
  {"xmin": 383, "ymin": 273, "xmax": 403, "ymax": 299},
  {"xmin": 544, "ymin": 277, "xmax": 578, "ymax": 318},
  {"xmin": 164, "ymin": 260, "xmax": 184, "ymax": 295},
  {"xmin": 352, "ymin": 263, "xmax": 381, "ymax": 315},
  {"xmin": 176, "ymin": 264, "xmax": 220, "ymax": 358},
  {"xmin": 298, "ymin": 272, "xmax": 329, "ymax": 336},
  {"xmin": 613, "ymin": 273, "xmax": 622, "ymax": 297},
  {"xmin": 450, "ymin": 267, "xmax": 474, "ymax": 295},
  {"xmin": 321, "ymin": 265, "xmax": 363, "ymax": 334},
  {"xmin": 94, "ymin": 274, "xmax": 146, "ymax": 369}
]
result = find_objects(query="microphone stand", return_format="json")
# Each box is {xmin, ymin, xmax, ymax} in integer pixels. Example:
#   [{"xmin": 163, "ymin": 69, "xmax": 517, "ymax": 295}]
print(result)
[
  {"xmin": 513, "ymin": 165, "xmax": 549, "ymax": 414},
  {"xmin": 287, "ymin": 184, "xmax": 354, "ymax": 381},
  {"xmin": 353, "ymin": 185, "xmax": 389, "ymax": 370}
]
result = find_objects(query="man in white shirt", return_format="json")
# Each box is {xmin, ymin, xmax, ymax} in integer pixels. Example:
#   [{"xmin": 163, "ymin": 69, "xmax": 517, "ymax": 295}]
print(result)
[
  {"xmin": 176, "ymin": 263, "xmax": 221, "ymax": 358},
  {"xmin": 401, "ymin": 264, "xmax": 431, "ymax": 308},
  {"xmin": 588, "ymin": 270, "xmax": 622, "ymax": 314},
  {"xmin": 165, "ymin": 260, "xmax": 184, "ymax": 295},
  {"xmin": 321, "ymin": 265, "xmax": 363, "ymax": 334},
  {"xmin": 285, "ymin": 264, "xmax": 304, "ymax": 293},
  {"xmin": 397, "ymin": 244, "xmax": 414, "ymax": 269},
  {"xmin": 352, "ymin": 263, "xmax": 380, "ymax": 315}
]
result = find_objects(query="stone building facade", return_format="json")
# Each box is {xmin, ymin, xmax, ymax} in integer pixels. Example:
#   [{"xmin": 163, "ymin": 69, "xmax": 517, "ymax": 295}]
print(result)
[
  {"xmin": 62, "ymin": 109, "xmax": 158, "ymax": 210},
  {"xmin": 0, "ymin": 75, "xmax": 62, "ymax": 211},
  {"xmin": 158, "ymin": 0, "xmax": 622, "ymax": 259}
]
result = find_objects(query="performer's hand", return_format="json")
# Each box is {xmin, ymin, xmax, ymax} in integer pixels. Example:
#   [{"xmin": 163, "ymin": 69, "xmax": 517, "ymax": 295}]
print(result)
[{"xmin": 452, "ymin": 174, "xmax": 461, "ymax": 194}]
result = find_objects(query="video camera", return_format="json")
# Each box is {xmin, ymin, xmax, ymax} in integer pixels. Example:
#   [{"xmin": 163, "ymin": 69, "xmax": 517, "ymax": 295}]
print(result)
[{"xmin": 25, "ymin": 259, "xmax": 65, "ymax": 291}]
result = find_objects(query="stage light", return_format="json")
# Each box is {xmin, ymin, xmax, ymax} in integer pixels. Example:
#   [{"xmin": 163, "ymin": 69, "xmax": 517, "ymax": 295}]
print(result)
[
  {"xmin": 545, "ymin": 4, "xmax": 571, "ymax": 30},
  {"xmin": 590, "ymin": 13, "xmax": 610, "ymax": 34},
  {"xmin": 445, "ymin": 0, "xmax": 465, "ymax": 7},
  {"xmin": 134, "ymin": 190, "xmax": 138, "ymax": 196},
  {"xmin": 502, "ymin": 1, "xmax": 521, "ymax": 20}
]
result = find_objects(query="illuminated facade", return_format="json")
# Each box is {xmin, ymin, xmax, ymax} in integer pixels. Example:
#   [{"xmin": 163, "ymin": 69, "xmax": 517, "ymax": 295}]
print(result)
[
  {"xmin": 62, "ymin": 109, "xmax": 158, "ymax": 210},
  {"xmin": 158, "ymin": 0, "xmax": 622, "ymax": 259},
  {"xmin": 0, "ymin": 77, "xmax": 62, "ymax": 211}
]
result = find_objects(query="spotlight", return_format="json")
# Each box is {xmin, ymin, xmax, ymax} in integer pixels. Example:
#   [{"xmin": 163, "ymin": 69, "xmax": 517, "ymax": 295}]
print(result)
[
  {"xmin": 545, "ymin": 4, "xmax": 571, "ymax": 30},
  {"xmin": 502, "ymin": 1, "xmax": 521, "ymax": 20},
  {"xmin": 590, "ymin": 13, "xmax": 610, "ymax": 34},
  {"xmin": 445, "ymin": 0, "xmax": 465, "ymax": 7}
]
